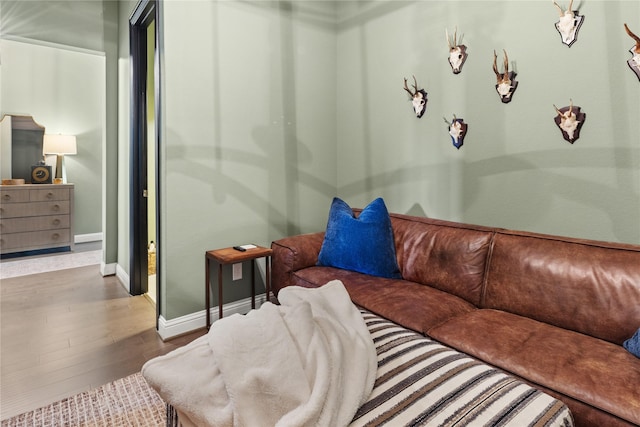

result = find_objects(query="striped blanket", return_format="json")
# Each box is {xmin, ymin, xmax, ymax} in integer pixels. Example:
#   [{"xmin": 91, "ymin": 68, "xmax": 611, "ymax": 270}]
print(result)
[
  {"xmin": 168, "ymin": 309, "xmax": 574, "ymax": 427},
  {"xmin": 353, "ymin": 310, "xmax": 574, "ymax": 427}
]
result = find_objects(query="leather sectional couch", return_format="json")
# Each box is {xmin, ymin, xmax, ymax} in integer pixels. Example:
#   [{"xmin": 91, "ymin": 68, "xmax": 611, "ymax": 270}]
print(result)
[{"xmin": 271, "ymin": 212, "xmax": 640, "ymax": 427}]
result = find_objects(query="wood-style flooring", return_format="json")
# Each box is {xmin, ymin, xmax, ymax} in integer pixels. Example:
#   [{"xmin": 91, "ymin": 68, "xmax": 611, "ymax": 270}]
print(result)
[{"xmin": 0, "ymin": 264, "xmax": 206, "ymax": 420}]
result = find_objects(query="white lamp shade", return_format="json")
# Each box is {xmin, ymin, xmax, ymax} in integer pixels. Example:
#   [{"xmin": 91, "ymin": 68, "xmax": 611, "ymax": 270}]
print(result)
[{"xmin": 43, "ymin": 134, "xmax": 77, "ymax": 155}]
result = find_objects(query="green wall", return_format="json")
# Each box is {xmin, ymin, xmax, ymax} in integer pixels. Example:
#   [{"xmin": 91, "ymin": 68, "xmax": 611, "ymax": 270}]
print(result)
[
  {"xmin": 4, "ymin": 1, "xmax": 637, "ymax": 326},
  {"xmin": 0, "ymin": 39, "xmax": 105, "ymax": 237},
  {"xmin": 117, "ymin": 0, "xmax": 137, "ymax": 281},
  {"xmin": 335, "ymin": 1, "xmax": 639, "ymax": 244},
  {"xmin": 159, "ymin": 1, "xmax": 338, "ymax": 319},
  {"xmin": 1, "ymin": 0, "xmax": 119, "ymax": 268},
  {"xmin": 153, "ymin": 0, "xmax": 639, "ymax": 322}
]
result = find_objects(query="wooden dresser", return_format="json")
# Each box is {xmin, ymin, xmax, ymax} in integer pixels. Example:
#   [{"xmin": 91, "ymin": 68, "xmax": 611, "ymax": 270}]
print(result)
[{"xmin": 0, "ymin": 184, "xmax": 74, "ymax": 255}]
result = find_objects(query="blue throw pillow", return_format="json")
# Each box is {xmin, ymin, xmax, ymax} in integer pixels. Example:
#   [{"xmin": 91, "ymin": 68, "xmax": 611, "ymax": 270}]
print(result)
[
  {"xmin": 624, "ymin": 328, "xmax": 640, "ymax": 358},
  {"xmin": 317, "ymin": 197, "xmax": 401, "ymax": 279}
]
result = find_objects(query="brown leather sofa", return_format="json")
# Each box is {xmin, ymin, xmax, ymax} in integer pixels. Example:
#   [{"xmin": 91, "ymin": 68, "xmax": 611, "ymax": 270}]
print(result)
[{"xmin": 271, "ymin": 212, "xmax": 640, "ymax": 427}]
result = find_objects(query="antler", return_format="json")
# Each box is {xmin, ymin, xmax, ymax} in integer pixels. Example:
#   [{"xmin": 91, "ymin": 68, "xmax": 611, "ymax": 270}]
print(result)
[
  {"xmin": 553, "ymin": 0, "xmax": 573, "ymax": 16},
  {"xmin": 502, "ymin": 49, "xmax": 509, "ymax": 80},
  {"xmin": 624, "ymin": 23, "xmax": 640, "ymax": 54},
  {"xmin": 444, "ymin": 115, "xmax": 458, "ymax": 124},
  {"xmin": 553, "ymin": 99, "xmax": 574, "ymax": 116},
  {"xmin": 403, "ymin": 75, "xmax": 418, "ymax": 97},
  {"xmin": 446, "ymin": 27, "xmax": 458, "ymax": 50},
  {"xmin": 493, "ymin": 50, "xmax": 510, "ymax": 82},
  {"xmin": 553, "ymin": 1, "xmax": 563, "ymax": 16}
]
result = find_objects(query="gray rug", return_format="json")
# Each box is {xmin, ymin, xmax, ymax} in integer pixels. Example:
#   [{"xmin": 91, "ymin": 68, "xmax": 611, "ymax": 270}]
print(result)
[
  {"xmin": 0, "ymin": 250, "xmax": 101, "ymax": 279},
  {"xmin": 0, "ymin": 373, "xmax": 165, "ymax": 427}
]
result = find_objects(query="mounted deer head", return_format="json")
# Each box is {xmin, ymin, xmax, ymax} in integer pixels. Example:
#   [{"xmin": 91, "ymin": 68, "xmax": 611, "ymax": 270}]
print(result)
[
  {"xmin": 624, "ymin": 23, "xmax": 640, "ymax": 81},
  {"xmin": 492, "ymin": 49, "xmax": 518, "ymax": 103},
  {"xmin": 403, "ymin": 75, "xmax": 428, "ymax": 118},
  {"xmin": 553, "ymin": 99, "xmax": 586, "ymax": 143},
  {"xmin": 446, "ymin": 28, "xmax": 468, "ymax": 74},
  {"xmin": 552, "ymin": 0, "xmax": 584, "ymax": 47},
  {"xmin": 443, "ymin": 115, "xmax": 468, "ymax": 149}
]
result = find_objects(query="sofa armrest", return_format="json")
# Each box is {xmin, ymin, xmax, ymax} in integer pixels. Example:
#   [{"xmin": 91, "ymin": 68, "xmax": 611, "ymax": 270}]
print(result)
[{"xmin": 271, "ymin": 232, "xmax": 325, "ymax": 295}]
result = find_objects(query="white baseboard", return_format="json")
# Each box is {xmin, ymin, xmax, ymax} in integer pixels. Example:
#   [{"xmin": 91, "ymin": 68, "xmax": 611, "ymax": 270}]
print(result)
[
  {"xmin": 105, "ymin": 263, "xmax": 264, "ymax": 340},
  {"xmin": 75, "ymin": 232, "xmax": 103, "ymax": 244},
  {"xmin": 157, "ymin": 294, "xmax": 267, "ymax": 340},
  {"xmin": 101, "ymin": 261, "xmax": 117, "ymax": 277},
  {"xmin": 115, "ymin": 263, "xmax": 130, "ymax": 293}
]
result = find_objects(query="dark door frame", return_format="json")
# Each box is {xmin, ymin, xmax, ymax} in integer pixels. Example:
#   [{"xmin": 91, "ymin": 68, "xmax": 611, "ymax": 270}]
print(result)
[{"xmin": 129, "ymin": 0, "xmax": 161, "ymax": 326}]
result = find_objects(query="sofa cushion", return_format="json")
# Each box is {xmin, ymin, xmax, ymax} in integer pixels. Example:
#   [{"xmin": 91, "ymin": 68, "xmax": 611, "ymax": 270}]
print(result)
[
  {"xmin": 624, "ymin": 328, "xmax": 640, "ymax": 358},
  {"xmin": 483, "ymin": 232, "xmax": 640, "ymax": 345},
  {"xmin": 291, "ymin": 266, "xmax": 476, "ymax": 333},
  {"xmin": 317, "ymin": 197, "xmax": 401, "ymax": 279},
  {"xmin": 427, "ymin": 309, "xmax": 640, "ymax": 425},
  {"xmin": 388, "ymin": 213, "xmax": 494, "ymax": 307}
]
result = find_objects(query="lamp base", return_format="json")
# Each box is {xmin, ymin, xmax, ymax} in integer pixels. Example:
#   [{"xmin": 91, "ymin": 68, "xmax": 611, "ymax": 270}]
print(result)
[{"xmin": 55, "ymin": 154, "xmax": 68, "ymax": 183}]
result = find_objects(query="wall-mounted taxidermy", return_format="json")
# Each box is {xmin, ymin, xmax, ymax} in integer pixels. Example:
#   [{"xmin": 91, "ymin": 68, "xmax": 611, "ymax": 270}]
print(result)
[
  {"xmin": 553, "ymin": 100, "xmax": 585, "ymax": 143},
  {"xmin": 443, "ymin": 115, "xmax": 468, "ymax": 149},
  {"xmin": 624, "ymin": 23, "xmax": 640, "ymax": 81},
  {"xmin": 446, "ymin": 28, "xmax": 468, "ymax": 74},
  {"xmin": 552, "ymin": 0, "xmax": 584, "ymax": 47},
  {"xmin": 492, "ymin": 50, "xmax": 518, "ymax": 103},
  {"xmin": 403, "ymin": 75, "xmax": 428, "ymax": 118}
]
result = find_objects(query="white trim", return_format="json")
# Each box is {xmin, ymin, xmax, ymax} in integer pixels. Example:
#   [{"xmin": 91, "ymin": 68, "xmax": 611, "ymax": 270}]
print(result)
[
  {"xmin": 0, "ymin": 35, "xmax": 105, "ymax": 57},
  {"xmin": 157, "ymin": 294, "xmax": 268, "ymax": 340},
  {"xmin": 75, "ymin": 232, "xmax": 103, "ymax": 243},
  {"xmin": 115, "ymin": 263, "xmax": 130, "ymax": 293},
  {"xmin": 101, "ymin": 261, "xmax": 117, "ymax": 277}
]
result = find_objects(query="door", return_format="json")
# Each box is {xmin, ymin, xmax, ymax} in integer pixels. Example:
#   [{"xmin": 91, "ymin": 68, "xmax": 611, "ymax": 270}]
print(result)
[{"xmin": 130, "ymin": 0, "xmax": 160, "ymax": 325}]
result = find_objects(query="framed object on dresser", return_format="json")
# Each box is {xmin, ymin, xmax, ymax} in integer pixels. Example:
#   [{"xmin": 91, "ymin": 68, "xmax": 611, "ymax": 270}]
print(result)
[{"xmin": 30, "ymin": 164, "xmax": 53, "ymax": 184}]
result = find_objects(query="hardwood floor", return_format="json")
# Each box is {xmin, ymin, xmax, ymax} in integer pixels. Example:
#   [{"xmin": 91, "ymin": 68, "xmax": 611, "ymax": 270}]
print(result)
[{"xmin": 0, "ymin": 264, "xmax": 206, "ymax": 420}]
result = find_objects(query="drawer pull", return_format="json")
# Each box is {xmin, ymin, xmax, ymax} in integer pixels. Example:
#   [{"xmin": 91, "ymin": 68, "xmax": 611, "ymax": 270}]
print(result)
[
  {"xmin": 53, "ymin": 219, "xmax": 61, "ymax": 225},
  {"xmin": 52, "ymin": 204, "xmax": 60, "ymax": 211},
  {"xmin": 2, "ymin": 194, "xmax": 10, "ymax": 201},
  {"xmin": 52, "ymin": 233, "xmax": 60, "ymax": 240}
]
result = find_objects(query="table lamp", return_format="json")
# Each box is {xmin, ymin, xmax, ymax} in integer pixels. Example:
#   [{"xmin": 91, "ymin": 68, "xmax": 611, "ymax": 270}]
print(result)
[{"xmin": 43, "ymin": 134, "xmax": 77, "ymax": 183}]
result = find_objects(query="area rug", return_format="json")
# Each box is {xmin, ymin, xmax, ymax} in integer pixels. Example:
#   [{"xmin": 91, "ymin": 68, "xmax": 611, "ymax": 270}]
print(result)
[
  {"xmin": 0, "ymin": 250, "xmax": 101, "ymax": 279},
  {"xmin": 0, "ymin": 373, "xmax": 166, "ymax": 427}
]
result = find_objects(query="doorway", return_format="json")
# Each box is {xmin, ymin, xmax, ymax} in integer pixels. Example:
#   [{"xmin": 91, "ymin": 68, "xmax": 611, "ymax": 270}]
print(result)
[
  {"xmin": 146, "ymin": 20, "xmax": 158, "ymax": 305},
  {"xmin": 130, "ymin": 0, "xmax": 160, "ymax": 325}
]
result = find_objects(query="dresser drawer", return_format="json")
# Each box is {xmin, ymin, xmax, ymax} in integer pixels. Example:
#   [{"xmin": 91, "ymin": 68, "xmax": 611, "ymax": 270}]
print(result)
[
  {"xmin": 1, "ymin": 189, "xmax": 29, "ymax": 203},
  {"xmin": 0, "ymin": 229, "xmax": 71, "ymax": 251},
  {"xmin": 0, "ymin": 215, "xmax": 70, "ymax": 233},
  {"xmin": 0, "ymin": 184, "xmax": 74, "ymax": 254},
  {"xmin": 29, "ymin": 188, "xmax": 70, "ymax": 202},
  {"xmin": 0, "ymin": 201, "xmax": 70, "ymax": 219}
]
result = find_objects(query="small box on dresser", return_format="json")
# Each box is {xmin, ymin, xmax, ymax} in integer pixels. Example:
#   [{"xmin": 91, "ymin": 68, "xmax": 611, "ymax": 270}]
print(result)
[{"xmin": 0, "ymin": 184, "xmax": 74, "ymax": 255}]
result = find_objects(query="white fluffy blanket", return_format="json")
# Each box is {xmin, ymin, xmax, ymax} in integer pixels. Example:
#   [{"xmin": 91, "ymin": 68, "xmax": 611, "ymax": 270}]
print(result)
[{"xmin": 142, "ymin": 280, "xmax": 376, "ymax": 427}]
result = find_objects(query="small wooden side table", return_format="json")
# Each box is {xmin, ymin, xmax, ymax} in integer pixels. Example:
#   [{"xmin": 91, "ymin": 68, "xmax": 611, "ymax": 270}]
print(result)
[{"xmin": 205, "ymin": 245, "xmax": 272, "ymax": 329}]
